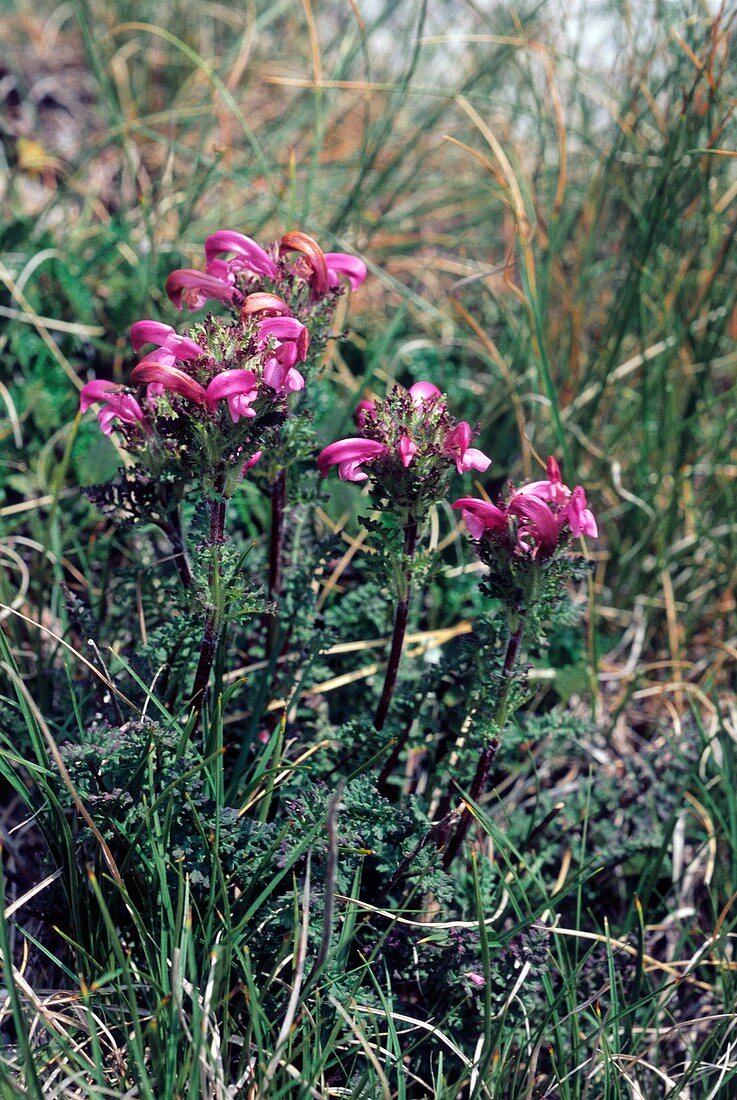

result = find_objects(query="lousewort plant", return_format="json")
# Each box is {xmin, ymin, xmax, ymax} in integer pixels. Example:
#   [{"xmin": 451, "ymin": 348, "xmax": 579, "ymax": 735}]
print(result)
[{"xmin": 70, "ymin": 228, "xmax": 598, "ymax": 1093}]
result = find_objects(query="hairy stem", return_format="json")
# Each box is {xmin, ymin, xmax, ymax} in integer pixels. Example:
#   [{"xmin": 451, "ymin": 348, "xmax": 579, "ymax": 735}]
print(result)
[
  {"xmin": 373, "ymin": 516, "xmax": 418, "ymax": 733},
  {"xmin": 190, "ymin": 478, "xmax": 227, "ymax": 721},
  {"xmin": 163, "ymin": 507, "xmax": 193, "ymax": 588},
  {"xmin": 265, "ymin": 469, "xmax": 287, "ymax": 654},
  {"xmin": 441, "ymin": 616, "xmax": 526, "ymax": 869},
  {"xmin": 268, "ymin": 469, "xmax": 287, "ymax": 599}
]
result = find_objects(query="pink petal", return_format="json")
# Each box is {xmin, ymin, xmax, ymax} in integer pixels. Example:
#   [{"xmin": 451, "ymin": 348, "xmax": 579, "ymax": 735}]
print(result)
[
  {"xmin": 355, "ymin": 399, "xmax": 375, "ymax": 428},
  {"xmin": 165, "ymin": 269, "xmax": 235, "ymax": 311},
  {"xmin": 408, "ymin": 381, "xmax": 442, "ymax": 405},
  {"xmin": 457, "ymin": 447, "xmax": 492, "ymax": 474},
  {"xmin": 398, "ymin": 435, "xmax": 418, "ymax": 467},
  {"xmin": 80, "ymin": 379, "xmax": 121, "ymax": 413},
  {"xmin": 130, "ymin": 320, "xmax": 201, "ymax": 359},
  {"xmin": 324, "ymin": 252, "xmax": 368, "ymax": 291},
  {"xmin": 204, "ymin": 368, "xmax": 258, "ymax": 405},
  {"xmin": 451, "ymin": 497, "xmax": 507, "ymax": 539},
  {"xmin": 564, "ymin": 486, "xmax": 598, "ymax": 538},
  {"xmin": 241, "ymin": 450, "xmax": 262, "ymax": 475},
  {"xmin": 204, "ymin": 230, "xmax": 278, "ymax": 278},
  {"xmin": 263, "ymin": 357, "xmax": 304, "ymax": 393},
  {"xmin": 130, "ymin": 361, "xmax": 207, "ymax": 405},
  {"xmin": 317, "ymin": 437, "xmax": 388, "ymax": 479},
  {"xmin": 509, "ymin": 495, "xmax": 560, "ymax": 555},
  {"xmin": 241, "ymin": 293, "xmax": 292, "ymax": 316},
  {"xmin": 80, "ymin": 381, "xmax": 144, "ymax": 426}
]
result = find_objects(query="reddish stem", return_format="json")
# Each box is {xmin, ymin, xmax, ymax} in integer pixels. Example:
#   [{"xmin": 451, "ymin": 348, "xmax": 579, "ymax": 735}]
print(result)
[
  {"xmin": 441, "ymin": 617, "xmax": 525, "ymax": 869},
  {"xmin": 190, "ymin": 480, "xmax": 227, "ymax": 721},
  {"xmin": 373, "ymin": 517, "xmax": 418, "ymax": 733}
]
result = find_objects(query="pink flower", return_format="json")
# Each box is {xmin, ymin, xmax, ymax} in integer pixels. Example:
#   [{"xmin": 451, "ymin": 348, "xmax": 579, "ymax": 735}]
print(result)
[
  {"xmin": 453, "ymin": 459, "xmax": 598, "ymax": 556},
  {"xmin": 241, "ymin": 450, "xmax": 262, "ymax": 476},
  {"xmin": 130, "ymin": 320, "xmax": 201, "ymax": 360},
  {"xmin": 509, "ymin": 494, "xmax": 560, "ymax": 557},
  {"xmin": 443, "ymin": 422, "xmax": 492, "ymax": 474},
  {"xmin": 257, "ymin": 316, "xmax": 309, "ymax": 394},
  {"xmin": 451, "ymin": 497, "xmax": 507, "ymax": 540},
  {"xmin": 324, "ymin": 252, "xmax": 367, "ymax": 291},
  {"xmin": 408, "ymin": 381, "xmax": 442, "ymax": 405},
  {"xmin": 515, "ymin": 457, "xmax": 598, "ymax": 538},
  {"xmin": 280, "ymin": 231, "xmax": 329, "ymax": 298},
  {"xmin": 563, "ymin": 485, "xmax": 598, "ymax": 538},
  {"xmin": 204, "ymin": 369, "xmax": 259, "ymax": 422},
  {"xmin": 80, "ymin": 380, "xmax": 146, "ymax": 436},
  {"xmin": 241, "ymin": 292, "xmax": 292, "ymax": 317},
  {"xmin": 130, "ymin": 360, "xmax": 259, "ymax": 424},
  {"xmin": 453, "ymin": 493, "xmax": 559, "ymax": 557},
  {"xmin": 130, "ymin": 358, "xmax": 209, "ymax": 405},
  {"xmin": 398, "ymin": 434, "xmax": 418, "ymax": 467},
  {"xmin": 165, "ymin": 267, "xmax": 236, "ymax": 311},
  {"xmin": 256, "ymin": 316, "xmax": 310, "ymax": 361},
  {"xmin": 204, "ymin": 230, "xmax": 278, "ymax": 279},
  {"xmin": 355, "ymin": 398, "xmax": 375, "ymax": 428},
  {"xmin": 317, "ymin": 438, "xmax": 389, "ymax": 482}
]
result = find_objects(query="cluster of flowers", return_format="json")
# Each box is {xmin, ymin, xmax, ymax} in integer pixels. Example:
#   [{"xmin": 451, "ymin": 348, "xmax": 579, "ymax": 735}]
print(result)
[
  {"xmin": 317, "ymin": 388, "xmax": 596, "ymax": 556},
  {"xmin": 80, "ymin": 227, "xmax": 597, "ymax": 556},
  {"xmin": 80, "ymin": 230, "xmax": 367, "ymax": 473},
  {"xmin": 453, "ymin": 456, "xmax": 597, "ymax": 559},
  {"xmin": 318, "ymin": 381, "xmax": 490, "ymax": 492}
]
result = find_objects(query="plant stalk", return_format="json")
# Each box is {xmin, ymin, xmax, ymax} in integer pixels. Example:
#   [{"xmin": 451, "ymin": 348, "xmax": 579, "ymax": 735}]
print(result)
[
  {"xmin": 373, "ymin": 516, "xmax": 418, "ymax": 732},
  {"xmin": 163, "ymin": 507, "xmax": 193, "ymax": 588},
  {"xmin": 265, "ymin": 469, "xmax": 287, "ymax": 654},
  {"xmin": 190, "ymin": 477, "xmax": 227, "ymax": 720},
  {"xmin": 441, "ymin": 615, "xmax": 526, "ymax": 869}
]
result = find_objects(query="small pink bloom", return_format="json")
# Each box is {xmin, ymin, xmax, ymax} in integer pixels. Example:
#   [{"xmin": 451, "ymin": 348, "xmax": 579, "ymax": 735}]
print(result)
[
  {"xmin": 263, "ymin": 356, "xmax": 305, "ymax": 394},
  {"xmin": 355, "ymin": 399, "xmax": 375, "ymax": 428},
  {"xmin": 563, "ymin": 485, "xmax": 598, "ymax": 538},
  {"xmin": 204, "ymin": 230, "xmax": 278, "ymax": 279},
  {"xmin": 508, "ymin": 495, "xmax": 560, "ymax": 557},
  {"xmin": 408, "ymin": 381, "xmax": 442, "ymax": 406},
  {"xmin": 443, "ymin": 422, "xmax": 492, "ymax": 475},
  {"xmin": 241, "ymin": 450, "xmax": 262, "ymax": 476},
  {"xmin": 205, "ymin": 369, "xmax": 259, "ymax": 422},
  {"xmin": 241, "ymin": 292, "xmax": 292, "ymax": 317},
  {"xmin": 324, "ymin": 252, "xmax": 368, "ymax": 291},
  {"xmin": 80, "ymin": 380, "xmax": 146, "ymax": 436},
  {"xmin": 165, "ymin": 268, "xmax": 236, "ymax": 311},
  {"xmin": 452, "ymin": 497, "xmax": 507, "ymax": 540},
  {"xmin": 130, "ymin": 359, "xmax": 208, "ymax": 405},
  {"xmin": 318, "ymin": 438, "xmax": 389, "ymax": 481},
  {"xmin": 280, "ymin": 231, "xmax": 329, "ymax": 298},
  {"xmin": 398, "ymin": 434, "xmax": 418, "ymax": 467},
  {"xmin": 515, "ymin": 457, "xmax": 597, "ymax": 538},
  {"xmin": 466, "ymin": 972, "xmax": 486, "ymax": 988},
  {"xmin": 257, "ymin": 316, "xmax": 310, "ymax": 361},
  {"xmin": 130, "ymin": 321, "xmax": 201, "ymax": 359}
]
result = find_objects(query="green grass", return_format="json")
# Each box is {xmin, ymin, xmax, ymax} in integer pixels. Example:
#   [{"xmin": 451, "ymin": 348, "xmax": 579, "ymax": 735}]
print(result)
[{"xmin": 2, "ymin": 0, "xmax": 737, "ymax": 1095}]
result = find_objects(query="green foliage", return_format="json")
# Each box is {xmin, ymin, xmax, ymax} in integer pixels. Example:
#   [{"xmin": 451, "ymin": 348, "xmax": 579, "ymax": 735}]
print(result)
[{"xmin": 2, "ymin": 0, "xmax": 737, "ymax": 1095}]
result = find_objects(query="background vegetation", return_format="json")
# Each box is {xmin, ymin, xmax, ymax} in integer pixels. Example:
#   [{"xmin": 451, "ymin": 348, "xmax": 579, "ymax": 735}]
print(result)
[{"xmin": 1, "ymin": 0, "xmax": 736, "ymax": 1095}]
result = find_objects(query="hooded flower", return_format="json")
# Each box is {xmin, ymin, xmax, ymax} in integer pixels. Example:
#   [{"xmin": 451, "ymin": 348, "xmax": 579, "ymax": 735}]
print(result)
[
  {"xmin": 453, "ymin": 457, "xmax": 598, "ymax": 558},
  {"xmin": 80, "ymin": 380, "xmax": 146, "ymax": 436},
  {"xmin": 324, "ymin": 252, "xmax": 368, "ymax": 291},
  {"xmin": 204, "ymin": 230, "xmax": 278, "ymax": 279},
  {"xmin": 318, "ymin": 380, "xmax": 490, "ymax": 496},
  {"xmin": 317, "ymin": 438, "xmax": 389, "ymax": 482},
  {"xmin": 130, "ymin": 360, "xmax": 259, "ymax": 424},
  {"xmin": 256, "ymin": 315, "xmax": 309, "ymax": 394},
  {"xmin": 443, "ymin": 422, "xmax": 493, "ymax": 475},
  {"xmin": 165, "ymin": 266, "xmax": 238, "ymax": 311}
]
